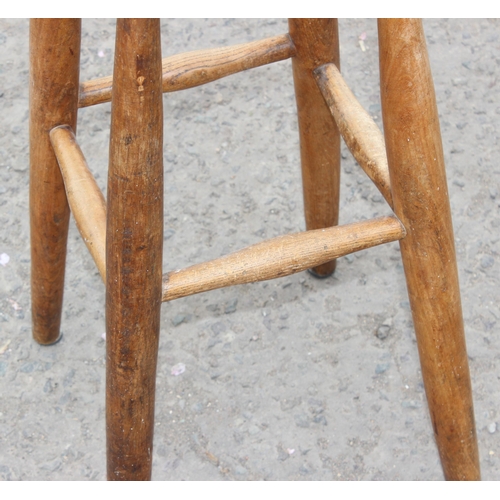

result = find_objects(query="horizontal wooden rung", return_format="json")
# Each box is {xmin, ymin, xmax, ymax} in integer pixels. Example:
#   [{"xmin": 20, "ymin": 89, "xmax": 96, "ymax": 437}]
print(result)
[
  {"xmin": 79, "ymin": 34, "xmax": 296, "ymax": 108},
  {"xmin": 314, "ymin": 63, "xmax": 393, "ymax": 208},
  {"xmin": 162, "ymin": 216, "xmax": 405, "ymax": 302}
]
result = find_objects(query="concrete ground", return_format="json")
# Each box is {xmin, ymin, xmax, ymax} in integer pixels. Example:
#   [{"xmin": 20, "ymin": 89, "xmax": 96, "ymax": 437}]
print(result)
[{"xmin": 0, "ymin": 18, "xmax": 499, "ymax": 480}]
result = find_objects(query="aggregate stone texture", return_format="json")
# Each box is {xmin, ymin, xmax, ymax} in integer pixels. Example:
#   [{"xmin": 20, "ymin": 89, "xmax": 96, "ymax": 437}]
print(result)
[{"xmin": 0, "ymin": 18, "xmax": 499, "ymax": 481}]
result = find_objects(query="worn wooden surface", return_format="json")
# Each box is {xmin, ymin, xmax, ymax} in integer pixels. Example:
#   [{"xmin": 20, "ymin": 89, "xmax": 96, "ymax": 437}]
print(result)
[
  {"xmin": 29, "ymin": 19, "xmax": 81, "ymax": 345},
  {"xmin": 49, "ymin": 140, "xmax": 403, "ymax": 304},
  {"xmin": 378, "ymin": 18, "xmax": 480, "ymax": 481},
  {"xmin": 314, "ymin": 62, "xmax": 393, "ymax": 208},
  {"xmin": 50, "ymin": 125, "xmax": 107, "ymax": 281},
  {"xmin": 162, "ymin": 216, "xmax": 405, "ymax": 302},
  {"xmin": 27, "ymin": 17, "xmax": 482, "ymax": 481},
  {"xmin": 78, "ymin": 34, "xmax": 295, "ymax": 108},
  {"xmin": 161, "ymin": 33, "xmax": 295, "ymax": 93},
  {"xmin": 105, "ymin": 18, "xmax": 164, "ymax": 481},
  {"xmin": 48, "ymin": 143, "xmax": 403, "ymax": 303},
  {"xmin": 289, "ymin": 19, "xmax": 341, "ymax": 278}
]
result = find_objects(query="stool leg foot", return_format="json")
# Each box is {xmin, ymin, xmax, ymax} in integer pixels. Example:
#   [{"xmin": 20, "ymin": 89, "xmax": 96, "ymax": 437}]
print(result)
[
  {"xmin": 106, "ymin": 19, "xmax": 164, "ymax": 481},
  {"xmin": 29, "ymin": 19, "xmax": 81, "ymax": 345},
  {"xmin": 289, "ymin": 19, "xmax": 341, "ymax": 278},
  {"xmin": 379, "ymin": 19, "xmax": 480, "ymax": 480}
]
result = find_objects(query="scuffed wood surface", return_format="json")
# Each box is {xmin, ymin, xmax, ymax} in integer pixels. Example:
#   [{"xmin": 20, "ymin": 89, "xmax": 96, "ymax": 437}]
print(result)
[
  {"xmin": 105, "ymin": 18, "xmax": 164, "ymax": 481},
  {"xmin": 79, "ymin": 34, "xmax": 295, "ymax": 107},
  {"xmin": 162, "ymin": 216, "xmax": 405, "ymax": 302},
  {"xmin": 29, "ymin": 19, "xmax": 81, "ymax": 345},
  {"xmin": 50, "ymin": 125, "xmax": 107, "ymax": 281},
  {"xmin": 379, "ymin": 18, "xmax": 480, "ymax": 481},
  {"xmin": 49, "ymin": 145, "xmax": 405, "ymax": 303},
  {"xmin": 289, "ymin": 19, "xmax": 341, "ymax": 277},
  {"xmin": 314, "ymin": 62, "xmax": 393, "ymax": 208}
]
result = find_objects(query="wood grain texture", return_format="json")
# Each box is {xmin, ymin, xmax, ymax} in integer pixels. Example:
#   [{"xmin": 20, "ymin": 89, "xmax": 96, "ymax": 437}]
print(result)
[
  {"xmin": 289, "ymin": 19, "xmax": 341, "ymax": 277},
  {"xmin": 50, "ymin": 125, "xmax": 107, "ymax": 280},
  {"xmin": 78, "ymin": 34, "xmax": 295, "ymax": 107},
  {"xmin": 162, "ymin": 33, "xmax": 295, "ymax": 92},
  {"xmin": 106, "ymin": 19, "xmax": 164, "ymax": 481},
  {"xmin": 314, "ymin": 63, "xmax": 393, "ymax": 208},
  {"xmin": 29, "ymin": 19, "xmax": 81, "ymax": 345},
  {"xmin": 163, "ymin": 216, "xmax": 405, "ymax": 302},
  {"xmin": 47, "ymin": 144, "xmax": 404, "ymax": 303},
  {"xmin": 378, "ymin": 18, "xmax": 480, "ymax": 480}
]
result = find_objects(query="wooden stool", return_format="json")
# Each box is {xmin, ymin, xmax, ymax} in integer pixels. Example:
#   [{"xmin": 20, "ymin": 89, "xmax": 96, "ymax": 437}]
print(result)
[{"xmin": 29, "ymin": 18, "xmax": 481, "ymax": 480}]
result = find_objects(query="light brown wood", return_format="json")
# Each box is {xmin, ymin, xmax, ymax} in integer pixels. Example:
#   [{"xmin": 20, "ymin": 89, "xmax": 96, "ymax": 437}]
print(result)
[
  {"xmin": 30, "ymin": 19, "xmax": 81, "ymax": 345},
  {"xmin": 106, "ymin": 18, "xmax": 164, "ymax": 481},
  {"xmin": 50, "ymin": 125, "xmax": 107, "ymax": 280},
  {"xmin": 162, "ymin": 33, "xmax": 295, "ymax": 92},
  {"xmin": 78, "ymin": 34, "xmax": 295, "ymax": 108},
  {"xmin": 314, "ymin": 63, "xmax": 393, "ymax": 208},
  {"xmin": 163, "ymin": 216, "xmax": 405, "ymax": 302},
  {"xmin": 48, "ymin": 143, "xmax": 404, "ymax": 302},
  {"xmin": 378, "ymin": 18, "xmax": 480, "ymax": 481},
  {"xmin": 31, "ymin": 17, "xmax": 480, "ymax": 482},
  {"xmin": 289, "ymin": 19, "xmax": 341, "ymax": 277}
]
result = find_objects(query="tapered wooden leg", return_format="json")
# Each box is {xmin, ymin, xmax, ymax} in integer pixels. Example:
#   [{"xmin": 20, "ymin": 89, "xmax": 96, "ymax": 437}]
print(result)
[
  {"xmin": 29, "ymin": 19, "xmax": 81, "ymax": 345},
  {"xmin": 106, "ymin": 19, "xmax": 164, "ymax": 481},
  {"xmin": 289, "ymin": 19, "xmax": 341, "ymax": 277},
  {"xmin": 378, "ymin": 19, "xmax": 480, "ymax": 480}
]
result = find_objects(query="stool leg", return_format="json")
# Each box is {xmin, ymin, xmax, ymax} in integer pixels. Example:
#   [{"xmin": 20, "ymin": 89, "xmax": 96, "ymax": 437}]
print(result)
[
  {"xmin": 378, "ymin": 19, "xmax": 480, "ymax": 480},
  {"xmin": 106, "ymin": 19, "xmax": 164, "ymax": 481},
  {"xmin": 29, "ymin": 19, "xmax": 81, "ymax": 345},
  {"xmin": 289, "ymin": 19, "xmax": 341, "ymax": 277}
]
